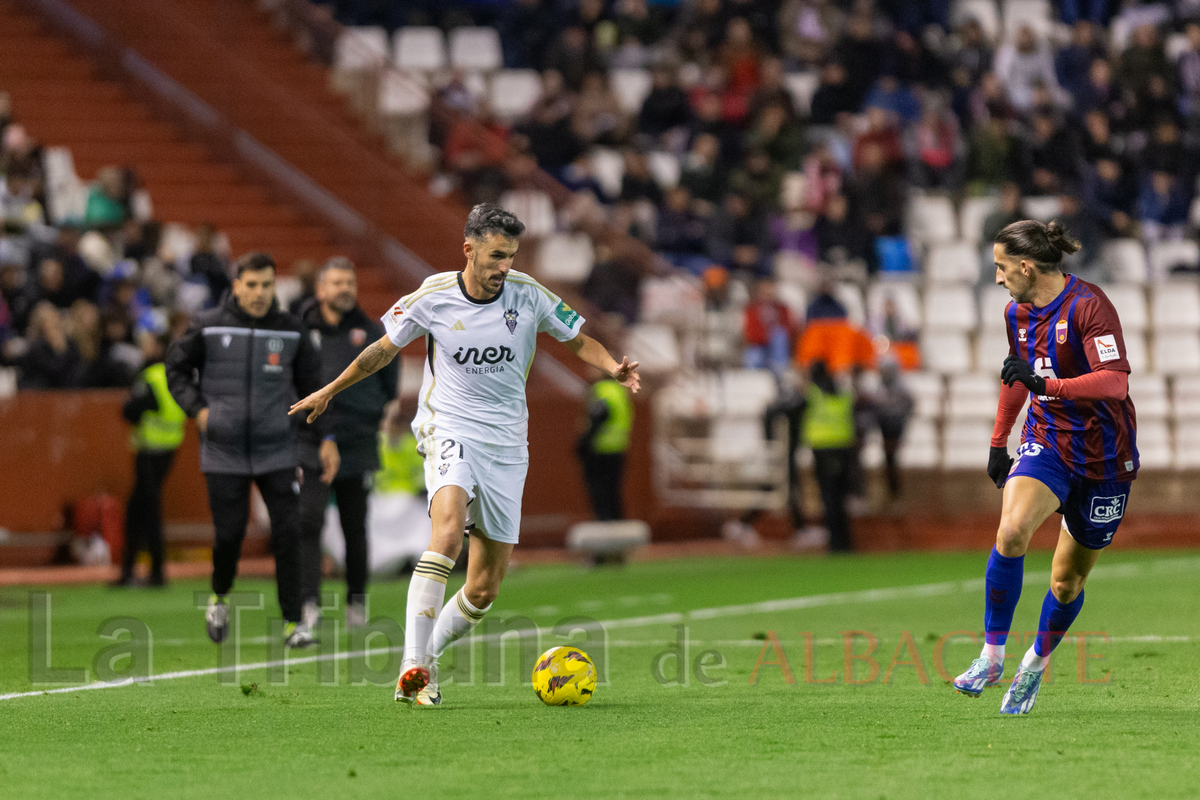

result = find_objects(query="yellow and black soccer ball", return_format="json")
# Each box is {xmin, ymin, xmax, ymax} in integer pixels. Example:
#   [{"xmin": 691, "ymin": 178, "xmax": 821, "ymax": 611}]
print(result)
[{"xmin": 532, "ymin": 646, "xmax": 596, "ymax": 706}]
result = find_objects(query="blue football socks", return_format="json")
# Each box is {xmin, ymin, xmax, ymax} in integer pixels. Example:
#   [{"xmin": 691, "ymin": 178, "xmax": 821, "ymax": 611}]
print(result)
[
  {"xmin": 1033, "ymin": 589, "xmax": 1085, "ymax": 657},
  {"xmin": 984, "ymin": 548, "xmax": 1024, "ymax": 647}
]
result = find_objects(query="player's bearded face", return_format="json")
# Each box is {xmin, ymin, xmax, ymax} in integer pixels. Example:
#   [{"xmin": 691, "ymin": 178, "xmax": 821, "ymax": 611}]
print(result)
[
  {"xmin": 994, "ymin": 244, "xmax": 1034, "ymax": 304},
  {"xmin": 469, "ymin": 233, "xmax": 519, "ymax": 297}
]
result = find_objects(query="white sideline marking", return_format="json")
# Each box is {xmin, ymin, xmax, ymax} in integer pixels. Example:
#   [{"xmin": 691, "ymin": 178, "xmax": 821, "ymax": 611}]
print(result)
[{"xmin": 2, "ymin": 556, "xmax": 1197, "ymax": 702}]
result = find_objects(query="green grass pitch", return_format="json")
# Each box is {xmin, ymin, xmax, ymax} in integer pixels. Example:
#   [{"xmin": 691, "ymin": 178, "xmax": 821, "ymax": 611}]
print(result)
[{"xmin": 2, "ymin": 550, "xmax": 1198, "ymax": 799}]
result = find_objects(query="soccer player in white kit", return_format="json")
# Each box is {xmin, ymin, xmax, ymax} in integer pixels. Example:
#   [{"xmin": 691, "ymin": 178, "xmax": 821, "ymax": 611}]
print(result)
[{"xmin": 290, "ymin": 205, "xmax": 641, "ymax": 705}]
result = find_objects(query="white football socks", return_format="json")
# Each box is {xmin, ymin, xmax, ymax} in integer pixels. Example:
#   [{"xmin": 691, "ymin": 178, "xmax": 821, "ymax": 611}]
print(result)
[
  {"xmin": 983, "ymin": 642, "xmax": 1005, "ymax": 663},
  {"xmin": 427, "ymin": 588, "xmax": 490, "ymax": 660},
  {"xmin": 1020, "ymin": 646, "xmax": 1049, "ymax": 672},
  {"xmin": 404, "ymin": 551, "xmax": 455, "ymax": 664}
]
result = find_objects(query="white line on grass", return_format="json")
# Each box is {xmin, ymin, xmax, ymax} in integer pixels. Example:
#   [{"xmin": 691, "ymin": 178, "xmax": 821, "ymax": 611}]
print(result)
[{"xmin": 2, "ymin": 555, "xmax": 1197, "ymax": 702}]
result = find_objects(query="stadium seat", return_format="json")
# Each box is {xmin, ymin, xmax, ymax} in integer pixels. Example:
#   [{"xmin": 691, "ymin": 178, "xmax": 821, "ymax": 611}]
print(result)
[
  {"xmin": 1153, "ymin": 332, "xmax": 1200, "ymax": 375},
  {"xmin": 640, "ymin": 275, "xmax": 704, "ymax": 326},
  {"xmin": 334, "ymin": 26, "xmax": 389, "ymax": 71},
  {"xmin": 647, "ymin": 151, "xmax": 681, "ymax": 190},
  {"xmin": 1021, "ymin": 195, "xmax": 1061, "ymax": 222},
  {"xmin": 709, "ymin": 415, "xmax": 774, "ymax": 482},
  {"xmin": 898, "ymin": 418, "xmax": 940, "ymax": 468},
  {"xmin": 1150, "ymin": 282, "xmax": 1200, "ymax": 333},
  {"xmin": 905, "ymin": 194, "xmax": 958, "ymax": 244},
  {"xmin": 1137, "ymin": 419, "xmax": 1172, "ymax": 469},
  {"xmin": 942, "ymin": 420, "xmax": 993, "ymax": 469},
  {"xmin": 1128, "ymin": 374, "xmax": 1169, "ymax": 420},
  {"xmin": 1001, "ymin": 0, "xmax": 1056, "ymax": 42},
  {"xmin": 609, "ymin": 68, "xmax": 653, "ymax": 115},
  {"xmin": 834, "ymin": 283, "xmax": 867, "ymax": 327},
  {"xmin": 535, "ymin": 232, "xmax": 594, "ymax": 282},
  {"xmin": 1173, "ymin": 420, "xmax": 1200, "ymax": 468},
  {"xmin": 946, "ymin": 373, "xmax": 1000, "ymax": 420},
  {"xmin": 1103, "ymin": 284, "xmax": 1147, "ymax": 333},
  {"xmin": 925, "ymin": 240, "xmax": 981, "ymax": 284},
  {"xmin": 783, "ymin": 71, "xmax": 819, "ymax": 116},
  {"xmin": 377, "ymin": 69, "xmax": 430, "ymax": 116},
  {"xmin": 979, "ymin": 284, "xmax": 1013, "ymax": 331},
  {"xmin": 959, "ymin": 195, "xmax": 999, "ymax": 245},
  {"xmin": 719, "ymin": 369, "xmax": 778, "ymax": 417},
  {"xmin": 626, "ymin": 323, "xmax": 681, "ymax": 374},
  {"xmin": 922, "ymin": 286, "xmax": 977, "ymax": 331},
  {"xmin": 866, "ymin": 281, "xmax": 922, "ymax": 331},
  {"xmin": 589, "ymin": 147, "xmax": 624, "ymax": 200},
  {"xmin": 776, "ymin": 280, "xmax": 808, "ymax": 321},
  {"xmin": 1100, "ymin": 239, "xmax": 1149, "ymax": 284},
  {"xmin": 1171, "ymin": 374, "xmax": 1200, "ymax": 420},
  {"xmin": 920, "ymin": 330, "xmax": 973, "ymax": 375},
  {"xmin": 974, "ymin": 330, "xmax": 1010, "ymax": 372},
  {"xmin": 1149, "ymin": 240, "xmax": 1200, "ymax": 280},
  {"xmin": 499, "ymin": 189, "xmax": 556, "ymax": 237},
  {"xmin": 488, "ymin": 69, "xmax": 542, "ymax": 122},
  {"xmin": 448, "ymin": 27, "xmax": 503, "ymax": 72},
  {"xmin": 1124, "ymin": 331, "xmax": 1148, "ymax": 373},
  {"xmin": 393, "ymin": 26, "xmax": 446, "ymax": 72},
  {"xmin": 860, "ymin": 428, "xmax": 886, "ymax": 469},
  {"xmin": 904, "ymin": 371, "xmax": 946, "ymax": 418},
  {"xmin": 950, "ymin": 0, "xmax": 1001, "ymax": 42}
]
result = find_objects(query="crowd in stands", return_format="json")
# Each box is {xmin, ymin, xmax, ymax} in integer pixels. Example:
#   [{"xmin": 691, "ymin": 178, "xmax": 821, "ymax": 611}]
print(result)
[{"xmin": 0, "ymin": 93, "xmax": 241, "ymax": 391}]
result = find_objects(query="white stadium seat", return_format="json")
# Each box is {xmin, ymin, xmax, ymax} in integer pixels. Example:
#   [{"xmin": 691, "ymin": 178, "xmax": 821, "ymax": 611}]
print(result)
[
  {"xmin": 898, "ymin": 418, "xmax": 940, "ymax": 468},
  {"xmin": 1124, "ymin": 332, "xmax": 1148, "ymax": 374},
  {"xmin": 1149, "ymin": 240, "xmax": 1200, "ymax": 280},
  {"xmin": 647, "ymin": 151, "xmax": 681, "ymax": 190},
  {"xmin": 626, "ymin": 323, "xmax": 680, "ymax": 374},
  {"xmin": 922, "ymin": 286, "xmax": 978, "ymax": 331},
  {"xmin": 946, "ymin": 373, "xmax": 1000, "ymax": 420},
  {"xmin": 335, "ymin": 26, "xmax": 388, "ymax": 71},
  {"xmin": 1002, "ymin": 0, "xmax": 1056, "ymax": 41},
  {"xmin": 783, "ymin": 71, "xmax": 819, "ymax": 116},
  {"xmin": 1153, "ymin": 332, "xmax": 1200, "ymax": 376},
  {"xmin": 1128, "ymin": 374, "xmax": 1169, "ymax": 421},
  {"xmin": 1173, "ymin": 420, "xmax": 1200, "ymax": 468},
  {"xmin": 979, "ymin": 284, "xmax": 1013, "ymax": 331},
  {"xmin": 609, "ymin": 68, "xmax": 653, "ymax": 115},
  {"xmin": 499, "ymin": 189, "xmax": 556, "ymax": 238},
  {"xmin": 377, "ymin": 69, "xmax": 430, "ymax": 116},
  {"xmin": 393, "ymin": 26, "xmax": 445, "ymax": 72},
  {"xmin": 536, "ymin": 232, "xmax": 594, "ymax": 282},
  {"xmin": 589, "ymin": 147, "xmax": 624, "ymax": 200},
  {"xmin": 925, "ymin": 240, "xmax": 980, "ymax": 284},
  {"xmin": 776, "ymin": 281, "xmax": 807, "ymax": 321},
  {"xmin": 489, "ymin": 69, "xmax": 543, "ymax": 122},
  {"xmin": 1021, "ymin": 195, "xmax": 1061, "ymax": 222},
  {"xmin": 1137, "ymin": 419, "xmax": 1172, "ymax": 469},
  {"xmin": 866, "ymin": 281, "xmax": 922, "ymax": 331},
  {"xmin": 1150, "ymin": 282, "xmax": 1200, "ymax": 333},
  {"xmin": 834, "ymin": 283, "xmax": 866, "ymax": 328},
  {"xmin": 921, "ymin": 331, "xmax": 973, "ymax": 374},
  {"xmin": 1100, "ymin": 239, "xmax": 1149, "ymax": 284},
  {"xmin": 942, "ymin": 420, "xmax": 993, "ymax": 469},
  {"xmin": 1103, "ymin": 284, "xmax": 1147, "ymax": 333},
  {"xmin": 1171, "ymin": 375, "xmax": 1200, "ymax": 420},
  {"xmin": 959, "ymin": 194, "xmax": 1000, "ymax": 244},
  {"xmin": 906, "ymin": 195, "xmax": 958, "ymax": 244},
  {"xmin": 448, "ymin": 27, "xmax": 503, "ymax": 72},
  {"xmin": 974, "ymin": 330, "xmax": 1011, "ymax": 373},
  {"xmin": 720, "ymin": 369, "xmax": 778, "ymax": 417},
  {"xmin": 951, "ymin": 0, "xmax": 1001, "ymax": 42},
  {"xmin": 905, "ymin": 371, "xmax": 946, "ymax": 419}
]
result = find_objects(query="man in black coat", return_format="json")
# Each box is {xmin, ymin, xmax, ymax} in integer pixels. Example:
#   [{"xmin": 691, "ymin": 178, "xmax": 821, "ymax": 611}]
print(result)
[
  {"xmin": 296, "ymin": 257, "xmax": 398, "ymax": 631},
  {"xmin": 165, "ymin": 252, "xmax": 337, "ymax": 648}
]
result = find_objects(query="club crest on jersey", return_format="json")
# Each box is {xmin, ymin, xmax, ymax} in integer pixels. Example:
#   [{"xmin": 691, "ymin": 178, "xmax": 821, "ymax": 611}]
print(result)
[
  {"xmin": 439, "ymin": 463, "xmax": 449, "ymax": 476},
  {"xmin": 1018, "ymin": 328, "xmax": 1027, "ymax": 342},
  {"xmin": 1056, "ymin": 319, "xmax": 1068, "ymax": 344},
  {"xmin": 504, "ymin": 307, "xmax": 518, "ymax": 334},
  {"xmin": 350, "ymin": 328, "xmax": 366, "ymax": 347}
]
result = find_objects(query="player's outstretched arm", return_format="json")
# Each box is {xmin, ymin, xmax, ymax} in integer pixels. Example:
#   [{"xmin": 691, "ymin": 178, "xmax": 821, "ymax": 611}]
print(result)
[
  {"xmin": 565, "ymin": 331, "xmax": 641, "ymax": 393},
  {"xmin": 290, "ymin": 334, "xmax": 401, "ymax": 422}
]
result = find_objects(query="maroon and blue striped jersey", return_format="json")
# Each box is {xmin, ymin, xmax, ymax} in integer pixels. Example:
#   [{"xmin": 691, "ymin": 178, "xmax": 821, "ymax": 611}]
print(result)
[{"xmin": 1004, "ymin": 275, "xmax": 1139, "ymax": 481}]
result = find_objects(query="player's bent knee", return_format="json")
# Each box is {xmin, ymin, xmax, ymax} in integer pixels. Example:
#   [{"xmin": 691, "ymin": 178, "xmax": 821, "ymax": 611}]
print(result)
[
  {"xmin": 1050, "ymin": 577, "xmax": 1083, "ymax": 604},
  {"xmin": 995, "ymin": 521, "xmax": 1031, "ymax": 556},
  {"xmin": 465, "ymin": 584, "xmax": 498, "ymax": 609}
]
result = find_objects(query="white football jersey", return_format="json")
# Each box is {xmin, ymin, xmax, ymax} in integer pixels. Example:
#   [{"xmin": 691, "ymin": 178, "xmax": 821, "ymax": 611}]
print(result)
[{"xmin": 382, "ymin": 269, "xmax": 585, "ymax": 451}]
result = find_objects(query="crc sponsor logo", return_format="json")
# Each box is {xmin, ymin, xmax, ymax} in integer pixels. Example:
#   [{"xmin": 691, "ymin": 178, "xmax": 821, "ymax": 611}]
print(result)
[
  {"xmin": 1089, "ymin": 495, "xmax": 1126, "ymax": 525},
  {"xmin": 453, "ymin": 346, "xmax": 516, "ymax": 366}
]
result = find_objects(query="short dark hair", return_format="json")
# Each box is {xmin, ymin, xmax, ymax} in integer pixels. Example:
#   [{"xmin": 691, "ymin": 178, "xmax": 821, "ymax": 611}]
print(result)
[
  {"xmin": 234, "ymin": 251, "xmax": 276, "ymax": 278},
  {"xmin": 994, "ymin": 219, "xmax": 1080, "ymax": 273},
  {"xmin": 464, "ymin": 204, "xmax": 525, "ymax": 241},
  {"xmin": 318, "ymin": 256, "xmax": 356, "ymax": 281}
]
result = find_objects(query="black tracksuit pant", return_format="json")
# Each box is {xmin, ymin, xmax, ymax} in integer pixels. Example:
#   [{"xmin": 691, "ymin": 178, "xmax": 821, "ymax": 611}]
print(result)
[
  {"xmin": 121, "ymin": 449, "xmax": 176, "ymax": 582},
  {"xmin": 582, "ymin": 451, "xmax": 626, "ymax": 521},
  {"xmin": 205, "ymin": 469, "xmax": 302, "ymax": 623},
  {"xmin": 298, "ymin": 467, "xmax": 370, "ymax": 606},
  {"xmin": 813, "ymin": 447, "xmax": 854, "ymax": 553}
]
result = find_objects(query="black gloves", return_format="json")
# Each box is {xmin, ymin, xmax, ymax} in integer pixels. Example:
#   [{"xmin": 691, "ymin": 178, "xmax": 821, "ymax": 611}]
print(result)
[
  {"xmin": 1001, "ymin": 355, "xmax": 1046, "ymax": 396},
  {"xmin": 987, "ymin": 445, "xmax": 1014, "ymax": 489}
]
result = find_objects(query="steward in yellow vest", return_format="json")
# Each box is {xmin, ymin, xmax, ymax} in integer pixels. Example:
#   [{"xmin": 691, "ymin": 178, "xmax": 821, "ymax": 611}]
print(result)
[
  {"xmin": 801, "ymin": 360, "xmax": 856, "ymax": 553},
  {"xmin": 578, "ymin": 376, "xmax": 634, "ymax": 520},
  {"xmin": 115, "ymin": 332, "xmax": 184, "ymax": 587}
]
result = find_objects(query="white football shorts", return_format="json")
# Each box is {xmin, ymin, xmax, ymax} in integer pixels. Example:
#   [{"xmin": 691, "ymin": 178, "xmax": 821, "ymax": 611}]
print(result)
[{"xmin": 423, "ymin": 436, "xmax": 528, "ymax": 544}]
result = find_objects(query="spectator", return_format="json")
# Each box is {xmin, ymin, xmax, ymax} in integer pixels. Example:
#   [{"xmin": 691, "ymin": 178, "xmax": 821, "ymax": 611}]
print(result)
[
  {"xmin": 656, "ymin": 186, "xmax": 708, "ymax": 272},
  {"xmin": 581, "ymin": 246, "xmax": 641, "ymax": 323},
  {"xmin": 680, "ymin": 132, "xmax": 727, "ymax": 209},
  {"xmin": 81, "ymin": 307, "xmax": 139, "ymax": 388},
  {"xmin": 189, "ymin": 224, "xmax": 230, "ymax": 307},
  {"xmin": 742, "ymin": 278, "xmax": 794, "ymax": 375},
  {"xmin": 1078, "ymin": 57, "xmax": 1125, "ymax": 121},
  {"xmin": 779, "ymin": 0, "xmax": 845, "ymax": 66},
  {"xmin": 24, "ymin": 257, "xmax": 80, "ymax": 322},
  {"xmin": 863, "ymin": 75, "xmax": 922, "ymax": 124},
  {"xmin": 847, "ymin": 140, "xmax": 904, "ymax": 270},
  {"xmin": 852, "ymin": 106, "xmax": 904, "ymax": 171},
  {"xmin": 1056, "ymin": 192, "xmax": 1105, "ymax": 279},
  {"xmin": 907, "ymin": 100, "xmax": 963, "ymax": 189},
  {"xmin": 67, "ymin": 298, "xmax": 101, "ymax": 372},
  {"xmin": 686, "ymin": 89, "xmax": 742, "ymax": 164},
  {"xmin": 965, "ymin": 117, "xmax": 1022, "ymax": 191},
  {"xmin": 809, "ymin": 61, "xmax": 858, "ymax": 125},
  {"xmin": 288, "ymin": 258, "xmax": 318, "ymax": 316},
  {"xmin": 994, "ymin": 25, "xmax": 1066, "ymax": 112},
  {"xmin": 1024, "ymin": 112, "xmax": 1081, "ymax": 195},
  {"xmin": 19, "ymin": 302, "xmax": 82, "ymax": 389},
  {"xmin": 1, "ymin": 125, "xmax": 45, "ymax": 204},
  {"xmin": 980, "ymin": 183, "xmax": 1021, "ymax": 244},
  {"xmin": 833, "ymin": 11, "xmax": 883, "ymax": 106},
  {"xmin": 544, "ymin": 26, "xmax": 601, "ymax": 92},
  {"xmin": 1178, "ymin": 22, "xmax": 1200, "ymax": 117},
  {"xmin": 614, "ymin": 0, "xmax": 667, "ymax": 49},
  {"xmin": 1118, "ymin": 23, "xmax": 1172, "ymax": 99},
  {"xmin": 727, "ymin": 147, "xmax": 786, "ymax": 213},
  {"xmin": 947, "ymin": 17, "xmax": 994, "ymax": 85},
  {"xmin": 800, "ymin": 142, "xmax": 843, "ymax": 215},
  {"xmin": 869, "ymin": 359, "xmax": 913, "ymax": 500},
  {"xmin": 805, "ymin": 278, "xmax": 847, "ymax": 321},
  {"xmin": 85, "ymin": 166, "xmax": 129, "ymax": 227},
  {"xmin": 1080, "ymin": 109, "xmax": 1119, "ymax": 165},
  {"xmin": 1082, "ymin": 155, "xmax": 1137, "ymax": 238},
  {"xmin": 1056, "ymin": 21, "xmax": 1107, "ymax": 110},
  {"xmin": 706, "ymin": 191, "xmax": 772, "ymax": 276},
  {"xmin": 1142, "ymin": 117, "xmax": 1189, "ymax": 177},
  {"xmin": 717, "ymin": 17, "xmax": 763, "ymax": 123},
  {"xmin": 443, "ymin": 102, "xmax": 510, "ymax": 206},
  {"xmin": 815, "ymin": 192, "xmax": 869, "ymax": 265},
  {"xmin": 617, "ymin": 148, "xmax": 663, "ymax": 206},
  {"xmin": 572, "ymin": 71, "xmax": 631, "ymax": 147},
  {"xmin": 746, "ymin": 56, "xmax": 797, "ymax": 122},
  {"xmin": 744, "ymin": 102, "xmax": 805, "ymax": 170},
  {"xmin": 638, "ymin": 64, "xmax": 692, "ymax": 144},
  {"xmin": 497, "ymin": 0, "xmax": 557, "ymax": 70},
  {"xmin": 1137, "ymin": 170, "xmax": 1192, "ymax": 244},
  {"xmin": 515, "ymin": 72, "xmax": 583, "ymax": 173}
]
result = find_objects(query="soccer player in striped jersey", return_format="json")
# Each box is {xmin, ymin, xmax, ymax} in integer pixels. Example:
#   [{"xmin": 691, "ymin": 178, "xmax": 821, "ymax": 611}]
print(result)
[
  {"xmin": 290, "ymin": 205, "xmax": 640, "ymax": 705},
  {"xmin": 953, "ymin": 220, "xmax": 1138, "ymax": 714}
]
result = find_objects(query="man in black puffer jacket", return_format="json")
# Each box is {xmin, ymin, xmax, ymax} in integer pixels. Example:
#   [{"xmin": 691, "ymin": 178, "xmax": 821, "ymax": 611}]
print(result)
[
  {"xmin": 296, "ymin": 257, "xmax": 398, "ymax": 631},
  {"xmin": 166, "ymin": 252, "xmax": 338, "ymax": 648}
]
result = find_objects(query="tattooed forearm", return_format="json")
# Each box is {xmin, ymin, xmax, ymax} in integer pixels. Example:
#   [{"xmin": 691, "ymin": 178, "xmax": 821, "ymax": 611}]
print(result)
[{"xmin": 355, "ymin": 340, "xmax": 393, "ymax": 375}]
